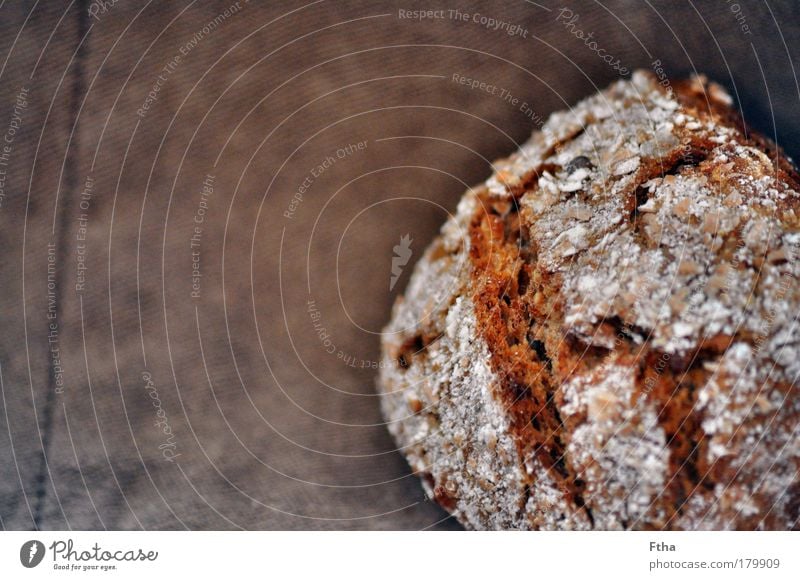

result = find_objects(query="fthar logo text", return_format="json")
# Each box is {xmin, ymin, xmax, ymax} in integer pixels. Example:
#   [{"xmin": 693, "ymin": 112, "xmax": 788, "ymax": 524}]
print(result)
[
  {"xmin": 390, "ymin": 234, "xmax": 413, "ymax": 291},
  {"xmin": 20, "ymin": 540, "xmax": 45, "ymax": 568}
]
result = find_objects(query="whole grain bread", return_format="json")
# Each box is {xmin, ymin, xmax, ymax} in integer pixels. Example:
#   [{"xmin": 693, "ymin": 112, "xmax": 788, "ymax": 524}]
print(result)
[{"xmin": 378, "ymin": 71, "xmax": 800, "ymax": 530}]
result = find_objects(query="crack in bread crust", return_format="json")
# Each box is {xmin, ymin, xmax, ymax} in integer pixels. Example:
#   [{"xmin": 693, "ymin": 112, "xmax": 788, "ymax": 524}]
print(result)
[{"xmin": 468, "ymin": 188, "xmax": 596, "ymax": 527}]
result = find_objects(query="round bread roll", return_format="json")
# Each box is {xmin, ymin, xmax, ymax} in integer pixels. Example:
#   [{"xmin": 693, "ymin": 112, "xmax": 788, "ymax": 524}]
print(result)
[{"xmin": 379, "ymin": 71, "xmax": 800, "ymax": 530}]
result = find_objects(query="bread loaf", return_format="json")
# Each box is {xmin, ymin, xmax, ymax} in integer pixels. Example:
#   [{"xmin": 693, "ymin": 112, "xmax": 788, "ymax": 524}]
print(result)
[{"xmin": 379, "ymin": 71, "xmax": 800, "ymax": 530}]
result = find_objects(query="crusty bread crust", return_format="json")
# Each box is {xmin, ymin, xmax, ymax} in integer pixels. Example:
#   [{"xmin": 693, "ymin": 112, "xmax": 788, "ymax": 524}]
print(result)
[{"xmin": 379, "ymin": 71, "xmax": 800, "ymax": 530}]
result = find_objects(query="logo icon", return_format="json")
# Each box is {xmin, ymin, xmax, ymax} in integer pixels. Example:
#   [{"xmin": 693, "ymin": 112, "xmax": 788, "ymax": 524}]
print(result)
[
  {"xmin": 20, "ymin": 540, "xmax": 45, "ymax": 568},
  {"xmin": 389, "ymin": 234, "xmax": 413, "ymax": 291}
]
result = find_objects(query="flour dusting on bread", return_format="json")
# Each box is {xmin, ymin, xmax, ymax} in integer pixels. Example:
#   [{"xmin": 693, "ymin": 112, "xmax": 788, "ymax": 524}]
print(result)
[{"xmin": 380, "ymin": 71, "xmax": 800, "ymax": 530}]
